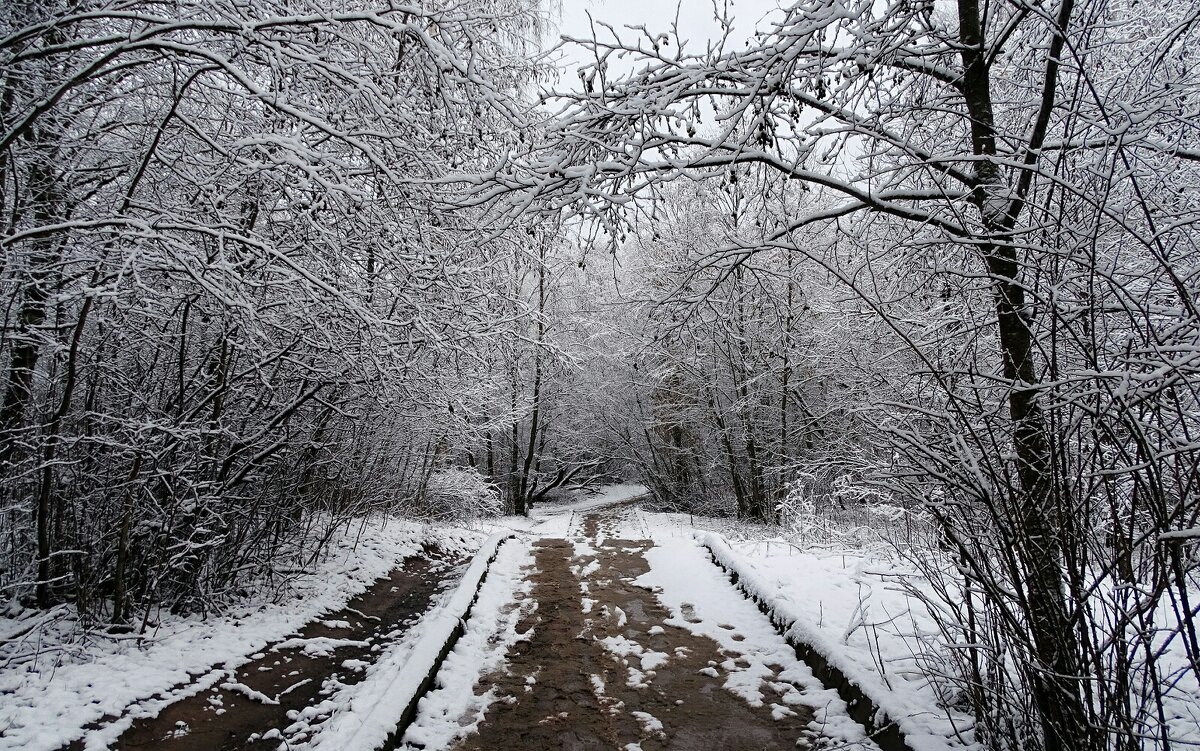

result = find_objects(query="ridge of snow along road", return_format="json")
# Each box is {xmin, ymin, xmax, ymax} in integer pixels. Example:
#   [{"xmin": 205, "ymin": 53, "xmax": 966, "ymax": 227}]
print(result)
[
  {"xmin": 308, "ymin": 532, "xmax": 515, "ymax": 751},
  {"xmin": 397, "ymin": 535, "xmax": 534, "ymax": 749},
  {"xmin": 700, "ymin": 532, "xmax": 966, "ymax": 751}
]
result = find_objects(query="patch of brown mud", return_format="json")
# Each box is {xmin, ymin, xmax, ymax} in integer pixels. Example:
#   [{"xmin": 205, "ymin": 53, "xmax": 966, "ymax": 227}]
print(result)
[
  {"xmin": 456, "ymin": 525, "xmax": 816, "ymax": 751},
  {"xmin": 453, "ymin": 539, "xmax": 619, "ymax": 750},
  {"xmin": 73, "ymin": 552, "xmax": 462, "ymax": 751}
]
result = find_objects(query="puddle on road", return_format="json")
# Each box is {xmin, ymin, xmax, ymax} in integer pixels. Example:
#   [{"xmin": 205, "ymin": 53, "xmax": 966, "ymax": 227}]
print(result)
[
  {"xmin": 453, "ymin": 512, "xmax": 818, "ymax": 751},
  {"xmin": 77, "ymin": 550, "xmax": 463, "ymax": 751}
]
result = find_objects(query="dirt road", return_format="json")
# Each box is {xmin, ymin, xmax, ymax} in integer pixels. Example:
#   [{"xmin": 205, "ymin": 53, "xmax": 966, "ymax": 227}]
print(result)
[
  {"xmin": 451, "ymin": 508, "xmax": 833, "ymax": 751},
  {"xmin": 68, "ymin": 550, "xmax": 462, "ymax": 751},
  {"xmin": 67, "ymin": 500, "xmax": 870, "ymax": 751}
]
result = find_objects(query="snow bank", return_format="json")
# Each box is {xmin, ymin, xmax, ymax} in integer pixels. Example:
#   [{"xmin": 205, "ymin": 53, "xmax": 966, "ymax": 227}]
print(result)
[
  {"xmin": 638, "ymin": 537, "xmax": 877, "ymax": 748},
  {"xmin": 0, "ymin": 519, "xmax": 479, "ymax": 751},
  {"xmin": 399, "ymin": 538, "xmax": 534, "ymax": 749},
  {"xmin": 701, "ymin": 532, "xmax": 975, "ymax": 751},
  {"xmin": 306, "ymin": 532, "xmax": 515, "ymax": 751}
]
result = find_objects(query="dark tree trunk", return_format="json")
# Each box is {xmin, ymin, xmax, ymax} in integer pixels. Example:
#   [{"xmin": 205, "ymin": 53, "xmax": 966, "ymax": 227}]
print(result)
[
  {"xmin": 0, "ymin": 154, "xmax": 63, "ymax": 608},
  {"xmin": 955, "ymin": 0, "xmax": 1092, "ymax": 747}
]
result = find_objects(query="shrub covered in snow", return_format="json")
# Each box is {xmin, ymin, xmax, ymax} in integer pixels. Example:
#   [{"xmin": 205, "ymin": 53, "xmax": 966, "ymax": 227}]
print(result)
[{"xmin": 420, "ymin": 468, "xmax": 502, "ymax": 523}]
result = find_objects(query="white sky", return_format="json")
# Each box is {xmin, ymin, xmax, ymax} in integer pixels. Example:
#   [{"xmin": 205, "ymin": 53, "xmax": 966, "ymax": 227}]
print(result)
[{"xmin": 548, "ymin": 0, "xmax": 789, "ymax": 80}]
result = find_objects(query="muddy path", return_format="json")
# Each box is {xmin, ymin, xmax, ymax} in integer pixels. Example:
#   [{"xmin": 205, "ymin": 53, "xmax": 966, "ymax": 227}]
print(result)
[
  {"xmin": 68, "ymin": 549, "xmax": 464, "ymax": 751},
  {"xmin": 452, "ymin": 509, "xmax": 824, "ymax": 751}
]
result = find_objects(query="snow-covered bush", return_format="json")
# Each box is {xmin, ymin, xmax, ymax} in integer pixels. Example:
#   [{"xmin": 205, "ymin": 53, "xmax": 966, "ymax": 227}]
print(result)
[
  {"xmin": 776, "ymin": 475, "xmax": 819, "ymax": 541},
  {"xmin": 421, "ymin": 468, "xmax": 502, "ymax": 523}
]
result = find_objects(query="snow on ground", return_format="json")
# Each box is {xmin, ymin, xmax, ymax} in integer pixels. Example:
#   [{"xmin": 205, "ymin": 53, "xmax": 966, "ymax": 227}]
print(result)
[
  {"xmin": 530, "ymin": 497, "xmax": 1200, "ymax": 751},
  {"xmin": 526, "ymin": 483, "xmax": 649, "ymax": 537},
  {"xmin": 1152, "ymin": 609, "xmax": 1200, "ymax": 746},
  {"xmin": 304, "ymin": 533, "xmax": 517, "ymax": 751},
  {"xmin": 18, "ymin": 482, "xmax": 1140, "ymax": 751},
  {"xmin": 702, "ymin": 533, "xmax": 972, "ymax": 751},
  {"xmin": 611, "ymin": 505, "xmax": 977, "ymax": 751},
  {"xmin": 636, "ymin": 531, "xmax": 878, "ymax": 749},
  {"xmin": 401, "ymin": 485, "xmax": 888, "ymax": 750},
  {"xmin": 468, "ymin": 483, "xmax": 646, "ymax": 537},
  {"xmin": 0, "ymin": 519, "xmax": 481, "ymax": 751},
  {"xmin": 397, "ymin": 539, "xmax": 534, "ymax": 750},
  {"xmin": 697, "ymin": 522, "xmax": 1200, "ymax": 751}
]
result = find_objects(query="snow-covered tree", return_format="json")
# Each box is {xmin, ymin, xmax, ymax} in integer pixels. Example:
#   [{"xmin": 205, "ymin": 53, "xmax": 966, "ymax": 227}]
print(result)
[{"xmin": 0, "ymin": 0, "xmax": 549, "ymax": 621}]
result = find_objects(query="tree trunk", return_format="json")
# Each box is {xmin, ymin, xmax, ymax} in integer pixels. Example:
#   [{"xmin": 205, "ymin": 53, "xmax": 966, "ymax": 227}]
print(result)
[
  {"xmin": 517, "ymin": 241, "xmax": 548, "ymax": 515},
  {"xmin": 1, "ymin": 153, "xmax": 63, "ymax": 607},
  {"xmin": 709, "ymin": 388, "xmax": 748, "ymax": 519},
  {"xmin": 955, "ymin": 0, "xmax": 1092, "ymax": 746},
  {"xmin": 112, "ymin": 454, "xmax": 144, "ymax": 624}
]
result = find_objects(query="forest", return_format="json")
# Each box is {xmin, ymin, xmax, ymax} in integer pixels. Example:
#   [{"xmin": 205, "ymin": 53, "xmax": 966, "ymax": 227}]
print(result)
[{"xmin": 1, "ymin": 1, "xmax": 1198, "ymax": 750}]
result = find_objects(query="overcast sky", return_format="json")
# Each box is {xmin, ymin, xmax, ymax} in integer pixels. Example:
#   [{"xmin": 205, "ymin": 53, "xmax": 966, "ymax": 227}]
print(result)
[{"xmin": 549, "ymin": 0, "xmax": 788, "ymax": 78}]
